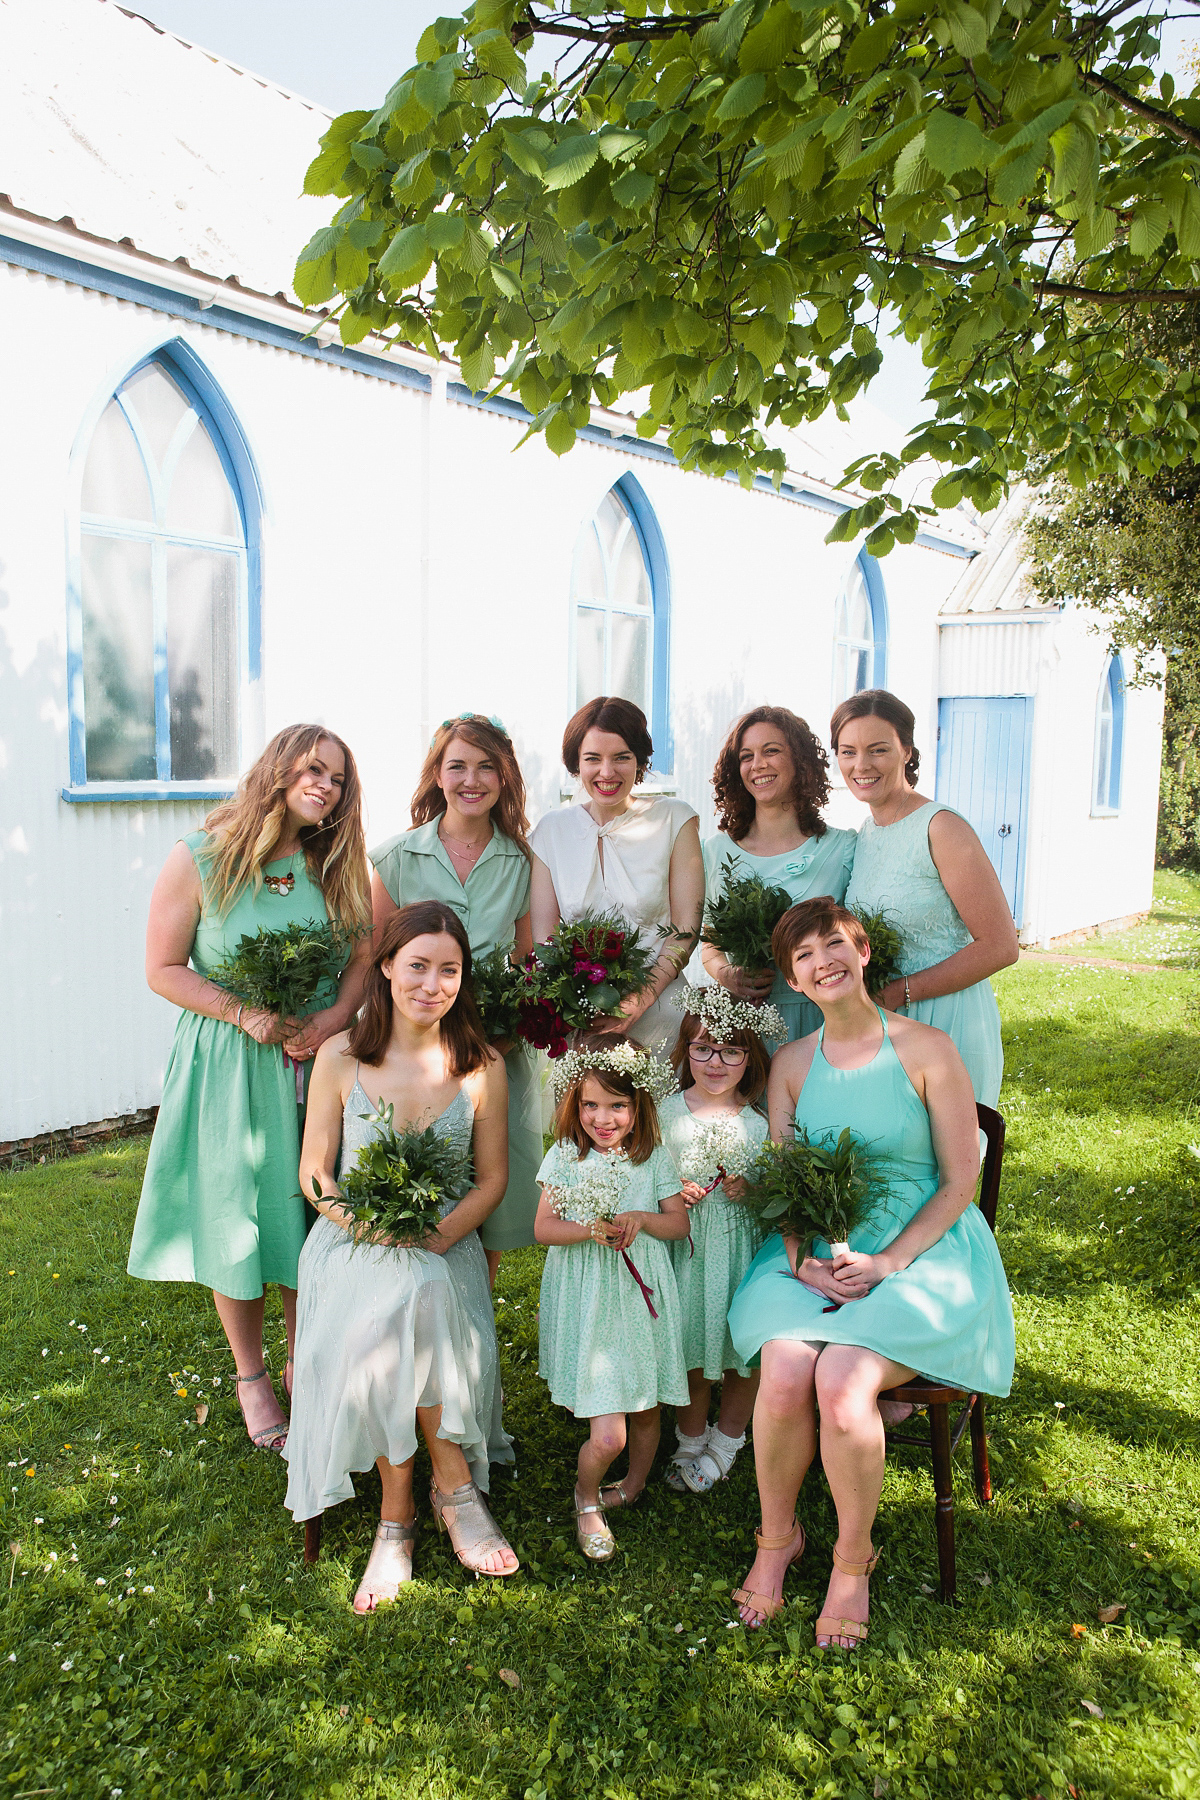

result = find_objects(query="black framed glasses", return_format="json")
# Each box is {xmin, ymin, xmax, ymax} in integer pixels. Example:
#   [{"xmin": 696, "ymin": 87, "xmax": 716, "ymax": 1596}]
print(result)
[{"xmin": 689, "ymin": 1043, "xmax": 748, "ymax": 1066}]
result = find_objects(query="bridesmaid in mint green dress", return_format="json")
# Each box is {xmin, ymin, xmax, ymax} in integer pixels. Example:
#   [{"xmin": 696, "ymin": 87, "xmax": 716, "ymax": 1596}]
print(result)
[
  {"xmin": 727, "ymin": 897, "xmax": 1013, "ymax": 1649},
  {"xmin": 129, "ymin": 726, "xmax": 372, "ymax": 1453},
  {"xmin": 371, "ymin": 714, "xmax": 541, "ymax": 1283},
  {"xmin": 701, "ymin": 706, "xmax": 856, "ymax": 1042},
  {"xmin": 833, "ymin": 689, "xmax": 1019, "ymax": 1107}
]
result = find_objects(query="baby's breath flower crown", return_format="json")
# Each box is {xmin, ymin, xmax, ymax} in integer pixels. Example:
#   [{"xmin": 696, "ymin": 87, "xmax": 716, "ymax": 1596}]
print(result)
[
  {"xmin": 550, "ymin": 1040, "xmax": 679, "ymax": 1107},
  {"xmin": 672, "ymin": 982, "xmax": 786, "ymax": 1046}
]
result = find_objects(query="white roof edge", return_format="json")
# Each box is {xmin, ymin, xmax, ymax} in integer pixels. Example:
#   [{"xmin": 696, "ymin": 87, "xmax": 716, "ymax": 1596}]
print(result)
[{"xmin": 112, "ymin": 3, "xmax": 335, "ymax": 117}]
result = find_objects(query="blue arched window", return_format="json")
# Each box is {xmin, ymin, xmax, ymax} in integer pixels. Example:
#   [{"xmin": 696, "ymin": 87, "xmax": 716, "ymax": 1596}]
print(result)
[
  {"xmin": 570, "ymin": 473, "xmax": 672, "ymax": 769},
  {"xmin": 67, "ymin": 344, "xmax": 261, "ymax": 795},
  {"xmin": 832, "ymin": 549, "xmax": 888, "ymax": 705},
  {"xmin": 1092, "ymin": 653, "xmax": 1125, "ymax": 815}
]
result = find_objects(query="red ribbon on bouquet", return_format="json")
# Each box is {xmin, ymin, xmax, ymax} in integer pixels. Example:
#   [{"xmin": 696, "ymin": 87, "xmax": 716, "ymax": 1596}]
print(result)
[
  {"xmin": 621, "ymin": 1250, "xmax": 658, "ymax": 1319},
  {"xmin": 282, "ymin": 1049, "xmax": 306, "ymax": 1105}
]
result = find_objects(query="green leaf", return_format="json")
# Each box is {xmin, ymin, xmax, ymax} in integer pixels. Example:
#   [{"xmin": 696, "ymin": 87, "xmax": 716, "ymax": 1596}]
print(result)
[
  {"xmin": 739, "ymin": 3, "xmax": 793, "ymax": 73},
  {"xmin": 303, "ymin": 111, "xmax": 374, "ymax": 195},
  {"xmin": 716, "ymin": 74, "xmax": 766, "ymax": 121},
  {"xmin": 542, "ymin": 134, "xmax": 600, "ymax": 190},
  {"xmin": 597, "ymin": 130, "xmax": 645, "ymax": 164},
  {"xmin": 946, "ymin": 1, "xmax": 988, "ymax": 60},
  {"xmin": 503, "ymin": 127, "xmax": 548, "ymax": 178},
  {"xmin": 471, "ymin": 28, "xmax": 525, "ymax": 88},
  {"xmin": 377, "ymin": 223, "xmax": 433, "ymax": 288},
  {"xmin": 893, "ymin": 131, "xmax": 930, "ymax": 195},
  {"xmin": 544, "ymin": 409, "xmax": 577, "ymax": 455},
  {"xmin": 460, "ymin": 337, "xmax": 496, "ymax": 393},
  {"xmin": 413, "ymin": 61, "xmax": 458, "ymax": 120},
  {"xmin": 425, "ymin": 213, "xmax": 465, "ymax": 254},
  {"xmin": 1130, "ymin": 201, "xmax": 1170, "ymax": 259},
  {"xmin": 612, "ymin": 167, "xmax": 655, "ymax": 211},
  {"xmin": 925, "ymin": 108, "xmax": 995, "ymax": 176},
  {"xmin": 843, "ymin": 17, "xmax": 893, "ymax": 75}
]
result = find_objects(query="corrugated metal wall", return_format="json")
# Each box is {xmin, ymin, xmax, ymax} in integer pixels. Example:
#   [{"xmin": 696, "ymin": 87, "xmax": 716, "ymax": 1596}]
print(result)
[{"xmin": 937, "ymin": 619, "xmax": 1047, "ymax": 697}]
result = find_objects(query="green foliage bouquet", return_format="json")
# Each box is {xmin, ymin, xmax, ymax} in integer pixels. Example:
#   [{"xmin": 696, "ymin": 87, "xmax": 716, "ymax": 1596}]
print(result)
[
  {"xmin": 851, "ymin": 909, "xmax": 906, "ymax": 1000},
  {"xmin": 470, "ymin": 944, "xmax": 525, "ymax": 1045},
  {"xmin": 517, "ymin": 911, "xmax": 662, "ymax": 1056},
  {"xmin": 210, "ymin": 918, "xmax": 359, "ymax": 1020},
  {"xmin": 314, "ymin": 1098, "xmax": 473, "ymax": 1251},
  {"xmin": 744, "ymin": 1129, "xmax": 881, "ymax": 1259},
  {"xmin": 702, "ymin": 859, "xmax": 791, "ymax": 976}
]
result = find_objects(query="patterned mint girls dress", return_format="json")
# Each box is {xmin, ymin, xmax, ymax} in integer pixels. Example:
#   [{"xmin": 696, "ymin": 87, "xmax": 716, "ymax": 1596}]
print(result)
[
  {"xmin": 657, "ymin": 1092, "xmax": 767, "ymax": 1381},
  {"xmin": 284, "ymin": 1081, "xmax": 512, "ymax": 1520},
  {"xmin": 728, "ymin": 1010, "xmax": 1014, "ymax": 1396},
  {"xmin": 536, "ymin": 1142, "xmax": 690, "ymax": 1416},
  {"xmin": 128, "ymin": 831, "xmax": 350, "ymax": 1299},
  {"xmin": 845, "ymin": 801, "xmax": 1003, "ymax": 1106}
]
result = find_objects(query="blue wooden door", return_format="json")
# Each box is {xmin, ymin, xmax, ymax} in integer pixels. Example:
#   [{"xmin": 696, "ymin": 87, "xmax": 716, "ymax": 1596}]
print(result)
[{"xmin": 935, "ymin": 696, "xmax": 1032, "ymax": 920}]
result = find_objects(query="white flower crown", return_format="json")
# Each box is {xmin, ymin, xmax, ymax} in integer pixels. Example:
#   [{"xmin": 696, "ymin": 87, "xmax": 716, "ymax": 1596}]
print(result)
[
  {"xmin": 671, "ymin": 982, "xmax": 787, "ymax": 1045},
  {"xmin": 550, "ymin": 1040, "xmax": 679, "ymax": 1106}
]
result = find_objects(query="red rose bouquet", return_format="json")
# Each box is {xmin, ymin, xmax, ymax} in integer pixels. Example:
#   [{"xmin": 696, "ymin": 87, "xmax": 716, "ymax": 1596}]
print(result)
[{"xmin": 515, "ymin": 910, "xmax": 663, "ymax": 1058}]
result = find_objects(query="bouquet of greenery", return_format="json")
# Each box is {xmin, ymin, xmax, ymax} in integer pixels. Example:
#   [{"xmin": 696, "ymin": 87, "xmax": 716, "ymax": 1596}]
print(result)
[
  {"xmin": 701, "ymin": 859, "xmax": 792, "ymax": 976},
  {"xmin": 470, "ymin": 944, "xmax": 525, "ymax": 1045},
  {"xmin": 516, "ymin": 911, "xmax": 663, "ymax": 1057},
  {"xmin": 313, "ymin": 1097, "xmax": 474, "ymax": 1251},
  {"xmin": 851, "ymin": 908, "xmax": 906, "ymax": 1000},
  {"xmin": 210, "ymin": 918, "xmax": 359, "ymax": 1021},
  {"xmin": 742, "ymin": 1128, "xmax": 881, "ymax": 1259}
]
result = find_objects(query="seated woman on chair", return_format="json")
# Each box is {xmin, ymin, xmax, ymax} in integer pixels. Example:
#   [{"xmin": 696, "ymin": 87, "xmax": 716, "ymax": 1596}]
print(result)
[{"xmin": 727, "ymin": 898, "xmax": 1014, "ymax": 1649}]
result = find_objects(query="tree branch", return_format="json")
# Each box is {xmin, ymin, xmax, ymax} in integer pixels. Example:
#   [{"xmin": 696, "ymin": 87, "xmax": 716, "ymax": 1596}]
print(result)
[
  {"xmin": 519, "ymin": 8, "xmax": 720, "ymax": 44},
  {"xmin": 1081, "ymin": 69, "xmax": 1200, "ymax": 149}
]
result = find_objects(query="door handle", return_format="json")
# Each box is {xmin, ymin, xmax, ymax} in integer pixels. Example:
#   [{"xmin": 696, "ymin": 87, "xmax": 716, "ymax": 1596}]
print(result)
[{"xmin": 997, "ymin": 824, "xmax": 1012, "ymax": 838}]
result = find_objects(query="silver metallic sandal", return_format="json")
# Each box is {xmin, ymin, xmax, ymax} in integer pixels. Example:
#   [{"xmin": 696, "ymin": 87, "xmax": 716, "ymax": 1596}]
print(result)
[
  {"xmin": 429, "ymin": 1480, "xmax": 518, "ymax": 1577},
  {"xmin": 574, "ymin": 1490, "xmax": 617, "ymax": 1562},
  {"xmin": 353, "ymin": 1518, "xmax": 417, "ymax": 1612}
]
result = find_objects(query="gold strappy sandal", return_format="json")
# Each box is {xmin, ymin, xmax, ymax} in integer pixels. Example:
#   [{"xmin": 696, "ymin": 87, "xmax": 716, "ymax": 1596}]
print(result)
[
  {"xmin": 815, "ymin": 1545, "xmax": 880, "ymax": 1650},
  {"xmin": 574, "ymin": 1490, "xmax": 618, "ymax": 1561},
  {"xmin": 731, "ymin": 1518, "xmax": 806, "ymax": 1626},
  {"xmin": 429, "ymin": 1481, "xmax": 519, "ymax": 1577},
  {"xmin": 599, "ymin": 1479, "xmax": 642, "ymax": 1511}
]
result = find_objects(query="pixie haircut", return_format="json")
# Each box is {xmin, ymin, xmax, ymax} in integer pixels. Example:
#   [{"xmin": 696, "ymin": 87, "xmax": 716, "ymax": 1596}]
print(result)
[
  {"xmin": 829, "ymin": 689, "xmax": 920, "ymax": 787},
  {"xmin": 771, "ymin": 897, "xmax": 870, "ymax": 981},
  {"xmin": 348, "ymin": 901, "xmax": 490, "ymax": 1075},
  {"xmin": 562, "ymin": 697, "xmax": 653, "ymax": 779},
  {"xmin": 551, "ymin": 1032, "xmax": 661, "ymax": 1165},
  {"xmin": 711, "ymin": 705, "xmax": 831, "ymax": 841},
  {"xmin": 669, "ymin": 1011, "xmax": 771, "ymax": 1105}
]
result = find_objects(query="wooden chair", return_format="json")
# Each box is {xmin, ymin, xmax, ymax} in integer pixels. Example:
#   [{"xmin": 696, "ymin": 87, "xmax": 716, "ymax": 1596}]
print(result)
[
  {"xmin": 304, "ymin": 1516, "xmax": 323, "ymax": 1564},
  {"xmin": 877, "ymin": 1101, "xmax": 1005, "ymax": 1604}
]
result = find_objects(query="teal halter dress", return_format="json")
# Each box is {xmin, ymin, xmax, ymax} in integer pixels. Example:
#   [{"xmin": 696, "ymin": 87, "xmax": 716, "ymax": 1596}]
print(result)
[{"xmin": 727, "ymin": 1012, "xmax": 1014, "ymax": 1397}]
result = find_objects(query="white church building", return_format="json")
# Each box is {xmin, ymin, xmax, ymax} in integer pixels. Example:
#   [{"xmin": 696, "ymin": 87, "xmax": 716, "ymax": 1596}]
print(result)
[{"xmin": 0, "ymin": 0, "xmax": 1164, "ymax": 1149}]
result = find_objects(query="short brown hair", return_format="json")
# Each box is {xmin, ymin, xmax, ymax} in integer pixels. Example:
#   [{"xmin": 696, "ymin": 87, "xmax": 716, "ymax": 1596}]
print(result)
[
  {"xmin": 771, "ymin": 898, "xmax": 870, "ymax": 983},
  {"xmin": 551, "ymin": 1032, "xmax": 661, "ymax": 1164},
  {"xmin": 669, "ymin": 1011, "xmax": 770, "ymax": 1106},
  {"xmin": 711, "ymin": 706, "xmax": 831, "ymax": 841},
  {"xmin": 348, "ymin": 902, "xmax": 490, "ymax": 1076},
  {"xmin": 562, "ymin": 697, "xmax": 653, "ymax": 778},
  {"xmin": 411, "ymin": 716, "xmax": 531, "ymax": 860},
  {"xmin": 829, "ymin": 689, "xmax": 920, "ymax": 786}
]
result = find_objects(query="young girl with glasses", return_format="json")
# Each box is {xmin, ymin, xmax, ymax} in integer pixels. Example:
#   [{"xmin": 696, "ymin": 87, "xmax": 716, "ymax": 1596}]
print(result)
[{"xmin": 657, "ymin": 986, "xmax": 785, "ymax": 1494}]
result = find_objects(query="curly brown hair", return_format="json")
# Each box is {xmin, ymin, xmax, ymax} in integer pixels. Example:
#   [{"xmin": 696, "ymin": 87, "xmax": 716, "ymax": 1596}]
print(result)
[{"xmin": 711, "ymin": 707, "xmax": 831, "ymax": 841}]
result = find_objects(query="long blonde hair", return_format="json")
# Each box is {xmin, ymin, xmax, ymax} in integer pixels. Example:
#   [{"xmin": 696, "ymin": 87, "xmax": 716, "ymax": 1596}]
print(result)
[
  {"xmin": 410, "ymin": 715, "xmax": 531, "ymax": 860},
  {"xmin": 202, "ymin": 724, "xmax": 370, "ymax": 927}
]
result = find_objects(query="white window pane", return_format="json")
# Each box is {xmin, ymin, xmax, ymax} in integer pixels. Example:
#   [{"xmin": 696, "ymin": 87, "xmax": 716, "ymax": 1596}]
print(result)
[
  {"xmin": 612, "ymin": 521, "xmax": 651, "ymax": 613},
  {"xmin": 851, "ymin": 644, "xmax": 870, "ymax": 693},
  {"xmin": 575, "ymin": 607, "xmax": 605, "ymax": 710},
  {"xmin": 81, "ymin": 400, "xmax": 152, "ymax": 522},
  {"xmin": 167, "ymin": 548, "xmax": 240, "ymax": 779},
  {"xmin": 593, "ymin": 490, "xmax": 627, "ymax": 562},
  {"xmin": 571, "ymin": 522, "xmax": 606, "ymax": 605},
  {"xmin": 1095, "ymin": 683, "xmax": 1113, "ymax": 808},
  {"xmin": 121, "ymin": 364, "xmax": 191, "ymax": 478},
  {"xmin": 81, "ymin": 534, "xmax": 156, "ymax": 781},
  {"xmin": 610, "ymin": 612, "xmax": 651, "ymax": 713},
  {"xmin": 166, "ymin": 418, "xmax": 240, "ymax": 540},
  {"xmin": 846, "ymin": 568, "xmax": 872, "ymax": 642}
]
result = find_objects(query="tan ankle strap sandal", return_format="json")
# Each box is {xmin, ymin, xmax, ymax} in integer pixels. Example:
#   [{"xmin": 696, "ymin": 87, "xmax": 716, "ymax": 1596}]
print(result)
[
  {"xmin": 731, "ymin": 1518, "xmax": 806, "ymax": 1624},
  {"xmin": 815, "ymin": 1545, "xmax": 881, "ymax": 1649}
]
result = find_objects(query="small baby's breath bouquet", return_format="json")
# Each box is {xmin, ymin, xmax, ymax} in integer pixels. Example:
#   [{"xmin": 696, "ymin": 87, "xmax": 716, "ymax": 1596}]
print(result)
[
  {"xmin": 543, "ymin": 1145, "xmax": 634, "ymax": 1226},
  {"xmin": 701, "ymin": 858, "xmax": 792, "ymax": 977},
  {"xmin": 744, "ymin": 1128, "xmax": 881, "ymax": 1260},
  {"xmin": 851, "ymin": 908, "xmax": 906, "ymax": 999},
  {"xmin": 314, "ymin": 1098, "xmax": 473, "ymax": 1251},
  {"xmin": 678, "ymin": 1116, "xmax": 761, "ymax": 1199},
  {"xmin": 211, "ymin": 917, "xmax": 359, "ymax": 1020}
]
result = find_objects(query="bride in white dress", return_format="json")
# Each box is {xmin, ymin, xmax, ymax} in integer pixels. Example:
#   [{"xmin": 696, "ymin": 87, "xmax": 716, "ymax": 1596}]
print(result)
[
  {"xmin": 284, "ymin": 900, "xmax": 518, "ymax": 1610},
  {"xmin": 530, "ymin": 696, "xmax": 705, "ymax": 1057}
]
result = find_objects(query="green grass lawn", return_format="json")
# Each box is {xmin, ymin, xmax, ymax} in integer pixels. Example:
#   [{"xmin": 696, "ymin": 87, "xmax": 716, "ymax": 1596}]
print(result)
[
  {"xmin": 3, "ymin": 954, "xmax": 1200, "ymax": 1799},
  {"xmin": 1026, "ymin": 869, "xmax": 1200, "ymax": 967}
]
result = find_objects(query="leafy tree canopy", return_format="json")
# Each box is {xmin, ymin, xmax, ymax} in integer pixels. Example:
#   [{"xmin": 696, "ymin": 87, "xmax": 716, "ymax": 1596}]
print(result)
[{"xmin": 296, "ymin": 0, "xmax": 1200, "ymax": 555}]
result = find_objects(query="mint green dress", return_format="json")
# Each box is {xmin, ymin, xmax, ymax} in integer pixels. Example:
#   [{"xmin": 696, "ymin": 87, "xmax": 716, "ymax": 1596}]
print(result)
[
  {"xmin": 728, "ymin": 1012, "xmax": 1014, "ymax": 1396},
  {"xmin": 703, "ymin": 829, "xmax": 857, "ymax": 1042},
  {"xmin": 845, "ymin": 801, "xmax": 1003, "ymax": 1106},
  {"xmin": 658, "ymin": 1093, "xmax": 767, "ymax": 1380},
  {"xmin": 536, "ymin": 1143, "xmax": 690, "ymax": 1416},
  {"xmin": 128, "ymin": 831, "xmax": 347, "ymax": 1299},
  {"xmin": 372, "ymin": 819, "xmax": 540, "ymax": 1252}
]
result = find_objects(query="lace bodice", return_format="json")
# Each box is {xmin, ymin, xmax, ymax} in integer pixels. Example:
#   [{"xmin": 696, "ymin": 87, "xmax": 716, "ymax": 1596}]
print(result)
[
  {"xmin": 339, "ymin": 1081, "xmax": 474, "ymax": 1219},
  {"xmin": 845, "ymin": 802, "xmax": 972, "ymax": 978}
]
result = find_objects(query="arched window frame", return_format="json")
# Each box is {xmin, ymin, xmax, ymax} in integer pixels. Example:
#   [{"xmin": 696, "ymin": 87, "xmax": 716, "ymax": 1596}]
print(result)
[
  {"xmin": 831, "ymin": 548, "xmax": 888, "ymax": 706},
  {"xmin": 1091, "ymin": 652, "xmax": 1125, "ymax": 817},
  {"xmin": 569, "ymin": 472, "xmax": 673, "ymax": 772},
  {"xmin": 64, "ymin": 337, "xmax": 263, "ymax": 800}
]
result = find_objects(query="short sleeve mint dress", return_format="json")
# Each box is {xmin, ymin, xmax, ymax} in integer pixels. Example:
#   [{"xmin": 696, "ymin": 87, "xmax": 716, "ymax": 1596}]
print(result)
[
  {"xmin": 371, "ymin": 819, "xmax": 540, "ymax": 1253},
  {"xmin": 536, "ymin": 1142, "xmax": 690, "ymax": 1416},
  {"xmin": 727, "ymin": 1011, "xmax": 1014, "ymax": 1397},
  {"xmin": 845, "ymin": 801, "xmax": 1003, "ymax": 1106},
  {"xmin": 658, "ymin": 1093, "xmax": 767, "ymax": 1380},
  {"xmin": 283, "ymin": 1082, "xmax": 512, "ymax": 1519},
  {"xmin": 128, "ymin": 832, "xmax": 349, "ymax": 1299},
  {"xmin": 702, "ymin": 828, "xmax": 857, "ymax": 1042}
]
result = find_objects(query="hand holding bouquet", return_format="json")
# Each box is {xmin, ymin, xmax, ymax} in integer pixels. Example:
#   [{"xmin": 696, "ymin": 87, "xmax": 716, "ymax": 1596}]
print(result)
[
  {"xmin": 678, "ymin": 1117, "xmax": 761, "ymax": 1202},
  {"xmin": 210, "ymin": 918, "xmax": 360, "ymax": 1024},
  {"xmin": 702, "ymin": 860, "xmax": 791, "ymax": 990},
  {"xmin": 742, "ymin": 1128, "xmax": 880, "ymax": 1261},
  {"xmin": 543, "ymin": 1144, "xmax": 633, "ymax": 1238},
  {"xmin": 314, "ymin": 1098, "xmax": 473, "ymax": 1251},
  {"xmin": 516, "ymin": 911, "xmax": 661, "ymax": 1057}
]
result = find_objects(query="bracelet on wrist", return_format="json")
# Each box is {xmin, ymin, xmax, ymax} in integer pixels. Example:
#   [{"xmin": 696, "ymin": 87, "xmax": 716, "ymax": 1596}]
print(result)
[
  {"xmin": 235, "ymin": 1003, "xmax": 244, "ymax": 1030},
  {"xmin": 903, "ymin": 976, "xmax": 911, "ymax": 1010}
]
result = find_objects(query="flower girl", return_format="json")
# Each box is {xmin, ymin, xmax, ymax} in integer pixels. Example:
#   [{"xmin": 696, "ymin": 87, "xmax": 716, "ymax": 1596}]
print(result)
[
  {"xmin": 534, "ymin": 1035, "xmax": 689, "ymax": 1561},
  {"xmin": 658, "ymin": 985, "xmax": 784, "ymax": 1495}
]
